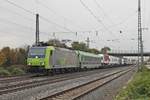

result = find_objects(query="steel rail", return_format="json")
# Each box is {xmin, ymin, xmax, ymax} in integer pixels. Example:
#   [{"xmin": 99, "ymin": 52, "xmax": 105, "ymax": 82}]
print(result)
[
  {"xmin": 0, "ymin": 67, "xmax": 128, "ymax": 95},
  {"xmin": 41, "ymin": 68, "xmax": 134, "ymax": 100}
]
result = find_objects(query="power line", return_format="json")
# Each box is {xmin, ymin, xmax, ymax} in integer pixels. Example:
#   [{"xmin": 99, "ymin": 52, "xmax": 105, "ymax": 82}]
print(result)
[
  {"xmin": 0, "ymin": 6, "xmax": 34, "ymax": 22},
  {"xmin": 4, "ymin": 0, "xmax": 35, "ymax": 15},
  {"xmin": 37, "ymin": 0, "xmax": 83, "ymax": 30},
  {"xmin": 0, "ymin": 29, "xmax": 32, "ymax": 38},
  {"xmin": 93, "ymin": 0, "xmax": 138, "ymax": 37},
  {"xmin": 0, "ymin": 17, "xmax": 34, "ymax": 31},
  {"xmin": 37, "ymin": 0, "xmax": 68, "ymax": 20},
  {"xmin": 39, "ymin": 15, "xmax": 73, "ymax": 32},
  {"xmin": 4, "ymin": 0, "xmax": 73, "ymax": 32},
  {"xmin": 0, "ymin": 17, "xmax": 55, "ymax": 37},
  {"xmin": 108, "ymin": 10, "xmax": 138, "ymax": 29},
  {"xmin": 0, "ymin": 13, "xmax": 101, "ymax": 37},
  {"xmin": 80, "ymin": 0, "xmax": 116, "ymax": 37},
  {"xmin": 1, "ymin": 2, "xmax": 95, "ymax": 35},
  {"xmin": 4, "ymin": 0, "xmax": 113, "ymax": 36},
  {"xmin": 93, "ymin": 0, "xmax": 115, "ymax": 25},
  {"xmin": 80, "ymin": 0, "xmax": 102, "ymax": 25},
  {"xmin": 0, "ymin": 30, "xmax": 34, "ymax": 47},
  {"xmin": 93, "ymin": 0, "xmax": 140, "ymax": 51}
]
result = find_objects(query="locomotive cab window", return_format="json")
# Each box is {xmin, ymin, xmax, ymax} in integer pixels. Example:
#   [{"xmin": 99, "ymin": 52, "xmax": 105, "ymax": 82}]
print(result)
[{"xmin": 28, "ymin": 47, "xmax": 46, "ymax": 58}]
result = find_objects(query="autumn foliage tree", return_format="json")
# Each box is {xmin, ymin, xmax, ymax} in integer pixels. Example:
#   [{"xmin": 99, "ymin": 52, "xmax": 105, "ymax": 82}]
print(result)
[
  {"xmin": 0, "ymin": 47, "xmax": 27, "ymax": 66},
  {"xmin": 0, "ymin": 52, "xmax": 7, "ymax": 66}
]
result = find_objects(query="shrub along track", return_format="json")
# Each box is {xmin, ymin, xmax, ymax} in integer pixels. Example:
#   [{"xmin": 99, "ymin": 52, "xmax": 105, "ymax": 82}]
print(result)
[{"xmin": 0, "ymin": 67, "xmax": 130, "ymax": 95}]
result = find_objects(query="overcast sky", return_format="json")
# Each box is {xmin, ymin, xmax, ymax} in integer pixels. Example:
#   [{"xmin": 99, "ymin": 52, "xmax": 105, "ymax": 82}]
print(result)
[{"xmin": 0, "ymin": 0, "xmax": 149, "ymax": 52}]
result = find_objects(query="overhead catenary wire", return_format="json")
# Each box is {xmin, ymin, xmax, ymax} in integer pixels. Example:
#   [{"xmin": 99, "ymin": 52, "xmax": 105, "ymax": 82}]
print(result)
[
  {"xmin": 37, "ymin": 0, "xmax": 83, "ymax": 30},
  {"xmin": 0, "ymin": 7, "xmax": 60, "ymax": 37},
  {"xmin": 39, "ymin": 15, "xmax": 73, "ymax": 32},
  {"xmin": 37, "ymin": 0, "xmax": 87, "ymax": 32},
  {"xmin": 0, "ymin": 17, "xmax": 34, "ymax": 31},
  {"xmin": 92, "ymin": 0, "xmax": 139, "ymax": 43},
  {"xmin": 4, "ymin": 0, "xmax": 35, "ymax": 15},
  {"xmin": 80, "ymin": 0, "xmax": 117, "ymax": 37},
  {"xmin": 0, "ymin": 1, "xmax": 97, "ymax": 35},
  {"xmin": 108, "ymin": 10, "xmax": 138, "ymax": 29},
  {"xmin": 0, "ymin": 6, "xmax": 34, "ymax": 22},
  {"xmin": 80, "ymin": 0, "xmax": 102, "ymax": 26},
  {"xmin": 0, "ymin": 29, "xmax": 33, "ymax": 38},
  {"xmin": 92, "ymin": 0, "xmax": 138, "ymax": 39},
  {"xmin": 93, "ymin": 0, "xmax": 115, "ymax": 26},
  {"xmin": 0, "ymin": 6, "xmax": 103, "ymax": 36},
  {"xmin": 37, "ymin": 0, "xmax": 65, "ymax": 18},
  {"xmin": 4, "ymin": 0, "xmax": 113, "ymax": 37},
  {"xmin": 3, "ymin": 0, "xmax": 138, "ymax": 42},
  {"xmin": 0, "ymin": 30, "xmax": 34, "ymax": 47},
  {"xmin": 0, "ymin": 0, "xmax": 143, "ymax": 51},
  {"xmin": 35, "ymin": 0, "xmax": 73, "ymax": 32},
  {"xmin": 0, "ymin": 17, "xmax": 55, "ymax": 37},
  {"xmin": 4, "ymin": 0, "xmax": 74, "ymax": 32},
  {"xmin": 0, "ymin": 20, "xmax": 34, "ymax": 38}
]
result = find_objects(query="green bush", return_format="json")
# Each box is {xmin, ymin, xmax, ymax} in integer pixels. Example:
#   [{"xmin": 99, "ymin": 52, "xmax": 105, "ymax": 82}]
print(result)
[
  {"xmin": 10, "ymin": 65, "xmax": 28, "ymax": 72},
  {"xmin": 11, "ymin": 68, "xmax": 25, "ymax": 75},
  {"xmin": 0, "ymin": 66, "xmax": 26, "ymax": 76},
  {"xmin": 7, "ymin": 66, "xmax": 25, "ymax": 75},
  {"xmin": 0, "ymin": 67, "xmax": 11, "ymax": 76},
  {"xmin": 116, "ymin": 66, "xmax": 150, "ymax": 100}
]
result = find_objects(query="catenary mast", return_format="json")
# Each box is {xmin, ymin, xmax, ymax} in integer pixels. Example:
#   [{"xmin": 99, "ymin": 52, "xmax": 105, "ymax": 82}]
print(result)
[{"xmin": 138, "ymin": 0, "xmax": 144, "ymax": 68}]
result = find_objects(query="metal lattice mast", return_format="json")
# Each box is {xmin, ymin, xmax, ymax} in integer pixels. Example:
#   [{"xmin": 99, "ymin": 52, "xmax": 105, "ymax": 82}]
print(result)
[{"xmin": 138, "ymin": 0, "xmax": 144, "ymax": 67}]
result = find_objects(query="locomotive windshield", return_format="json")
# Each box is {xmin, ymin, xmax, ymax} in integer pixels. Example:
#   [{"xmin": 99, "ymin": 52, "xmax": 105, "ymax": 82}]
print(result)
[{"xmin": 28, "ymin": 47, "xmax": 46, "ymax": 58}]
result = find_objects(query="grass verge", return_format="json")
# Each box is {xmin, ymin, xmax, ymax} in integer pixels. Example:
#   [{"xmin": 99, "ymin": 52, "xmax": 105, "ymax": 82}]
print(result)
[{"xmin": 115, "ymin": 66, "xmax": 150, "ymax": 100}]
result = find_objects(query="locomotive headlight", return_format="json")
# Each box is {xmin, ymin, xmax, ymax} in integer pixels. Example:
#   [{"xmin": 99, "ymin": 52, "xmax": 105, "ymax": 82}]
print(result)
[
  {"xmin": 28, "ymin": 62, "xmax": 31, "ymax": 65},
  {"xmin": 42, "ymin": 62, "xmax": 45, "ymax": 65},
  {"xmin": 40, "ymin": 62, "xmax": 45, "ymax": 65}
]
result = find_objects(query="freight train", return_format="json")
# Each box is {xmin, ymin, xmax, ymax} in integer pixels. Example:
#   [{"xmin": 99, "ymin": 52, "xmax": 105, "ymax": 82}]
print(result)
[{"xmin": 27, "ymin": 46, "xmax": 131, "ymax": 73}]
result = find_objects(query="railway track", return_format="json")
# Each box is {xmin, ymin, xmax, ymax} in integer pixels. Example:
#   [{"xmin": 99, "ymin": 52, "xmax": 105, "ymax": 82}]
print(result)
[
  {"xmin": 41, "ymin": 68, "xmax": 134, "ymax": 100},
  {"xmin": 0, "ymin": 68, "xmax": 108, "ymax": 85},
  {"xmin": 0, "ymin": 74, "xmax": 39, "ymax": 83},
  {"xmin": 0, "ymin": 65, "xmax": 130, "ymax": 84},
  {"xmin": 0, "ymin": 66, "xmax": 125, "ymax": 83},
  {"xmin": 0, "ymin": 67, "xmax": 130, "ymax": 95}
]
